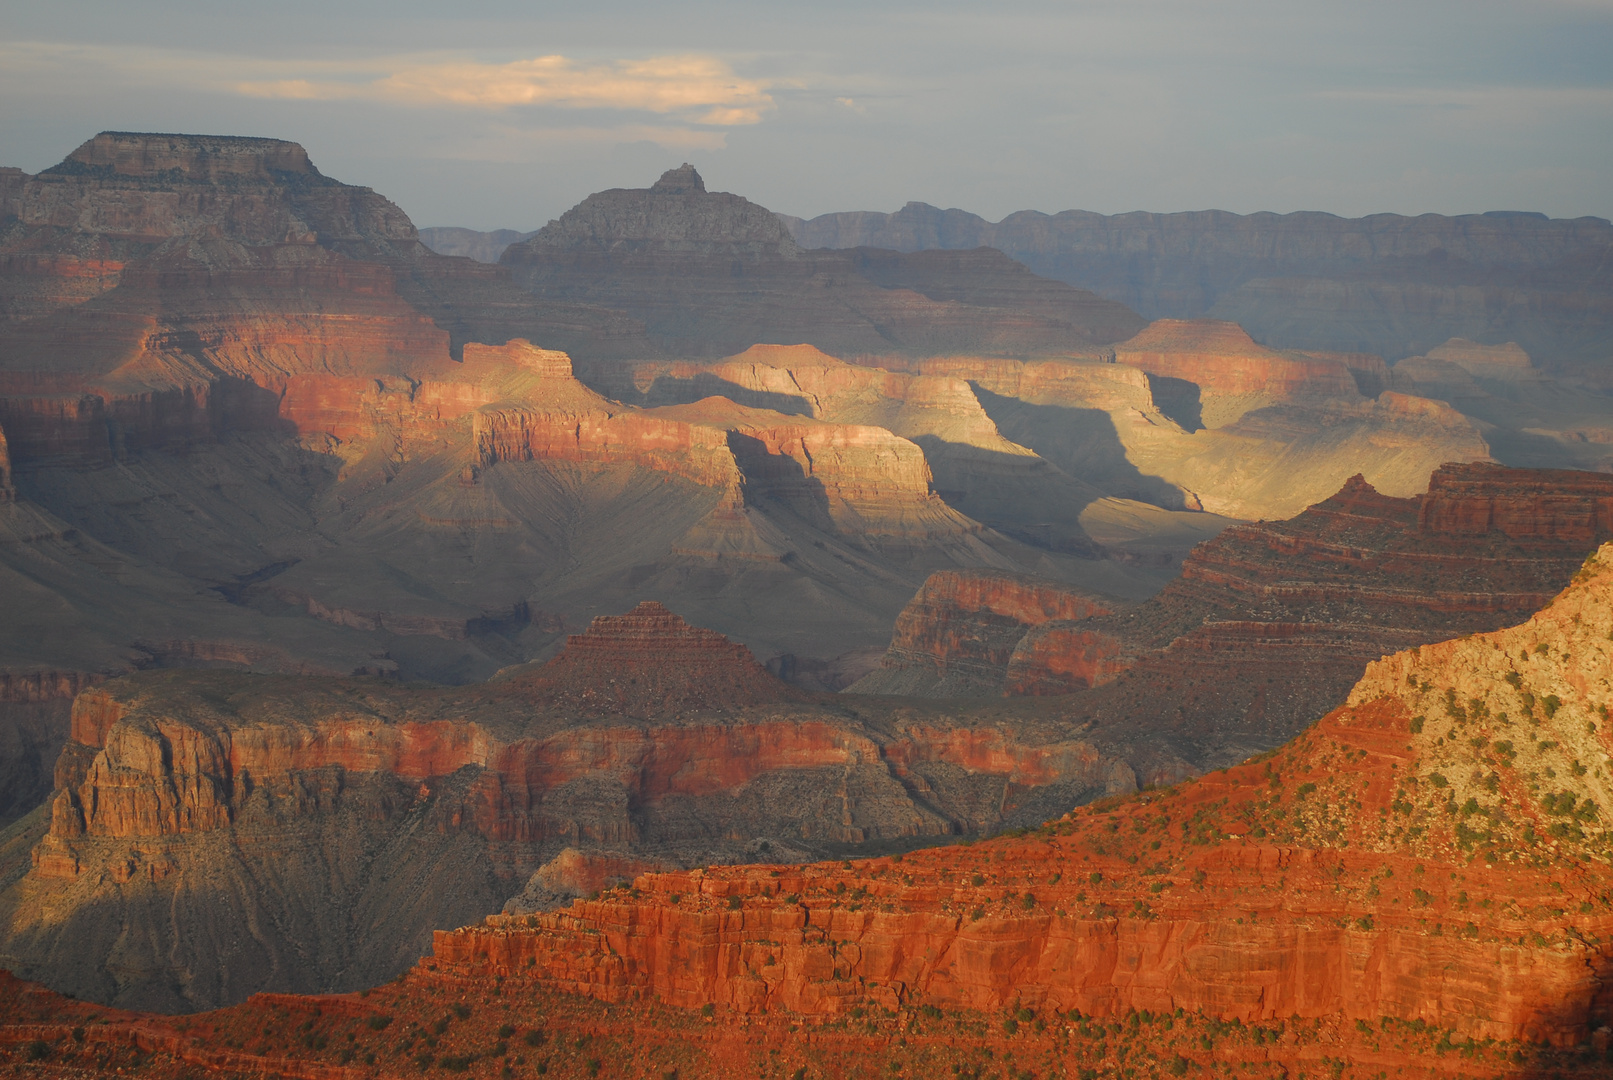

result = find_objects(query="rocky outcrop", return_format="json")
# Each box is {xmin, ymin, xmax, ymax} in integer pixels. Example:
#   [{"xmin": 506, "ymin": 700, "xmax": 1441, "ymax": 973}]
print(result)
[
  {"xmin": 1114, "ymin": 319, "xmax": 1361, "ymax": 426},
  {"xmin": 854, "ymin": 465, "xmax": 1613, "ymax": 783},
  {"xmin": 513, "ymin": 601, "xmax": 788, "ymax": 717},
  {"xmin": 0, "ymin": 602, "xmax": 1140, "ymax": 1010},
  {"xmin": 501, "ymin": 165, "xmax": 1144, "ymax": 358},
  {"xmin": 849, "ymin": 571, "xmax": 1120, "ymax": 696},
  {"xmin": 784, "ymin": 201, "xmax": 1613, "ymax": 378},
  {"xmin": 425, "ymin": 551, "xmax": 1613, "ymax": 1059}
]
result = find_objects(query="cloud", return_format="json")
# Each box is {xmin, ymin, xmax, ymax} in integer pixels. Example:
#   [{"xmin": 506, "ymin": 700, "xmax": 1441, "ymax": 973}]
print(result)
[{"xmin": 237, "ymin": 53, "xmax": 774, "ymax": 125}]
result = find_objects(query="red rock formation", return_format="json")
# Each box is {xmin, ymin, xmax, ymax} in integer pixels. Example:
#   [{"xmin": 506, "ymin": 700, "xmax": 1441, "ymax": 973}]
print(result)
[
  {"xmin": 3, "ymin": 959, "xmax": 1603, "ymax": 1080},
  {"xmin": 1418, "ymin": 461, "xmax": 1613, "ymax": 540},
  {"xmin": 1115, "ymin": 319, "xmax": 1361, "ymax": 415},
  {"xmin": 852, "ymin": 570, "xmax": 1119, "ymax": 695},
  {"xmin": 512, "ymin": 601, "xmax": 788, "ymax": 718},
  {"xmin": 425, "ymin": 551, "xmax": 1613, "ymax": 1057},
  {"xmin": 5, "ymin": 600, "xmax": 1143, "ymax": 1008},
  {"xmin": 853, "ymin": 465, "xmax": 1613, "ymax": 784}
]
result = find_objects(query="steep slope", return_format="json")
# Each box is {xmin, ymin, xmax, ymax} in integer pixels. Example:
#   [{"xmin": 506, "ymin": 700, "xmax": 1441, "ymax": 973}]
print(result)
[
  {"xmin": 784, "ymin": 201, "xmax": 1613, "ymax": 381},
  {"xmin": 11, "ymin": 552, "xmax": 1613, "ymax": 1072},
  {"xmin": 0, "ymin": 602, "xmax": 1139, "ymax": 1011},
  {"xmin": 856, "ymin": 464, "xmax": 1613, "ymax": 781},
  {"xmin": 0, "ymin": 135, "xmax": 1189, "ymax": 830},
  {"xmin": 501, "ymin": 165, "xmax": 1145, "ymax": 358},
  {"xmin": 403, "ymin": 547, "xmax": 1613, "ymax": 1075}
]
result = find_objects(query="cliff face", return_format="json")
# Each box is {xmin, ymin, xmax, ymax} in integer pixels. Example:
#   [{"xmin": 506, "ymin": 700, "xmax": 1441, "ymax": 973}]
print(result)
[
  {"xmin": 855, "ymin": 464, "xmax": 1613, "ymax": 782},
  {"xmin": 423, "ymin": 550, "xmax": 1613, "ymax": 1063},
  {"xmin": 501, "ymin": 166, "xmax": 1145, "ymax": 358},
  {"xmin": 850, "ymin": 571, "xmax": 1120, "ymax": 697},
  {"xmin": 783, "ymin": 201, "xmax": 1613, "ymax": 379},
  {"xmin": 0, "ymin": 602, "xmax": 1140, "ymax": 1011}
]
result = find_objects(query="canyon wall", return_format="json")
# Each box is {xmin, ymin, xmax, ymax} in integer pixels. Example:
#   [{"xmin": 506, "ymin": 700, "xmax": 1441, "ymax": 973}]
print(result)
[
  {"xmin": 428, "ymin": 547, "xmax": 1613, "ymax": 1053},
  {"xmin": 0, "ymin": 603, "xmax": 1138, "ymax": 1011},
  {"xmin": 854, "ymin": 464, "xmax": 1613, "ymax": 783},
  {"xmin": 851, "ymin": 570, "xmax": 1119, "ymax": 696},
  {"xmin": 500, "ymin": 165, "xmax": 1145, "ymax": 358},
  {"xmin": 783, "ymin": 201, "xmax": 1613, "ymax": 378}
]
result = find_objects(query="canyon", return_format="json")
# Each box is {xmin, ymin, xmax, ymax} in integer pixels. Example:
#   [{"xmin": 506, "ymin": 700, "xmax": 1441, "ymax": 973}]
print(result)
[
  {"xmin": 0, "ymin": 602, "xmax": 1137, "ymax": 1012},
  {"xmin": 779, "ymin": 201, "xmax": 1613, "ymax": 385},
  {"xmin": 411, "ymin": 540, "xmax": 1613, "ymax": 1067},
  {"xmin": 10, "ymin": 540, "xmax": 1613, "ymax": 1076},
  {"xmin": 857, "ymin": 463, "xmax": 1613, "ymax": 775},
  {"xmin": 0, "ymin": 132, "xmax": 1538, "ymax": 841}
]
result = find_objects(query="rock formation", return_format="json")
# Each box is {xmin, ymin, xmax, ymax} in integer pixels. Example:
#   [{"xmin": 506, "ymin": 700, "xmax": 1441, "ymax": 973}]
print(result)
[
  {"xmin": 855, "ymin": 464, "xmax": 1613, "ymax": 784},
  {"xmin": 412, "ymin": 547, "xmax": 1613, "ymax": 1069},
  {"xmin": 500, "ymin": 165, "xmax": 1145, "ymax": 358},
  {"xmin": 850, "ymin": 571, "xmax": 1121, "ymax": 696},
  {"xmin": 1, "ymin": 134, "xmax": 1186, "ymax": 810},
  {"xmin": 0, "ymin": 602, "xmax": 1139, "ymax": 1010},
  {"xmin": 10, "ymin": 544, "xmax": 1613, "ymax": 1073},
  {"xmin": 784, "ymin": 200, "xmax": 1613, "ymax": 381}
]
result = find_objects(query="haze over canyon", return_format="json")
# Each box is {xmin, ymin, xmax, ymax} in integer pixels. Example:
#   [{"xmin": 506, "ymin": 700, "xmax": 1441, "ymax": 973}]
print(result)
[{"xmin": 0, "ymin": 128, "xmax": 1612, "ymax": 1080}]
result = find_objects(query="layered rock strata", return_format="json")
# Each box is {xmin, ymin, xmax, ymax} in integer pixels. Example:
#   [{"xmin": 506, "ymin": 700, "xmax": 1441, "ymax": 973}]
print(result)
[
  {"xmin": 856, "ymin": 464, "xmax": 1613, "ymax": 780},
  {"xmin": 850, "ymin": 571, "xmax": 1121, "ymax": 697},
  {"xmin": 0, "ymin": 603, "xmax": 1137, "ymax": 1010},
  {"xmin": 427, "ymin": 549, "xmax": 1613, "ymax": 1060},
  {"xmin": 783, "ymin": 200, "xmax": 1613, "ymax": 380},
  {"xmin": 501, "ymin": 165, "xmax": 1145, "ymax": 358}
]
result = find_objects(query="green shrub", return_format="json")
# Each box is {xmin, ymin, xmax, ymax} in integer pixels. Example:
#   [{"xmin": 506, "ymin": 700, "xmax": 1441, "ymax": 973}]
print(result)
[{"xmin": 368, "ymin": 1015, "xmax": 394, "ymax": 1031}]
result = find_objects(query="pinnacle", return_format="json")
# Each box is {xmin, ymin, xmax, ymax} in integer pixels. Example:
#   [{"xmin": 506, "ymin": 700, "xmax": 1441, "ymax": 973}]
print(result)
[{"xmin": 649, "ymin": 163, "xmax": 705, "ymax": 195}]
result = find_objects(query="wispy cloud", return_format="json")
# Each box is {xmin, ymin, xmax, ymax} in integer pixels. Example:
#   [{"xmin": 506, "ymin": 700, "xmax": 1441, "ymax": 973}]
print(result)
[
  {"xmin": 231, "ymin": 53, "xmax": 775, "ymax": 126},
  {"xmin": 2, "ymin": 41, "xmax": 775, "ymax": 128},
  {"xmin": 366, "ymin": 55, "xmax": 773, "ymax": 125}
]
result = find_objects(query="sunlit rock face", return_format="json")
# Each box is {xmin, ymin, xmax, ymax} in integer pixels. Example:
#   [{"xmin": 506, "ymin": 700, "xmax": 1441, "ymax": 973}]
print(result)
[
  {"xmin": 853, "ymin": 463, "xmax": 1613, "ymax": 784},
  {"xmin": 432, "ymin": 545, "xmax": 1613, "ymax": 1058},
  {"xmin": 1, "ymin": 601, "xmax": 1140, "ymax": 1011}
]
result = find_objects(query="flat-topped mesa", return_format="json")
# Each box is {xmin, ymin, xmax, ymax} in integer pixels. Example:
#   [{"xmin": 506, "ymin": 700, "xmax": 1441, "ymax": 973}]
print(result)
[
  {"xmin": 516, "ymin": 601, "xmax": 793, "ymax": 716},
  {"xmin": 52, "ymin": 131, "xmax": 323, "ymax": 183},
  {"xmin": 1423, "ymin": 337, "xmax": 1538, "ymax": 379}
]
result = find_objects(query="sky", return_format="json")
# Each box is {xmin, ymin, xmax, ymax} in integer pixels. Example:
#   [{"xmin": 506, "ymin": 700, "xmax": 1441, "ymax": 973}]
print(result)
[{"xmin": 2, "ymin": 1, "xmax": 1611, "ymax": 231}]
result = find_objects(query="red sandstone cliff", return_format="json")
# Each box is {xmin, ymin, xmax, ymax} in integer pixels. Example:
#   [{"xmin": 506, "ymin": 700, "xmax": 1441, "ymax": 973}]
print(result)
[
  {"xmin": 852, "ymin": 465, "xmax": 1613, "ymax": 785},
  {"xmin": 2, "ymin": 601, "xmax": 1136, "ymax": 1010},
  {"xmin": 850, "ymin": 570, "xmax": 1120, "ymax": 696},
  {"xmin": 422, "ymin": 549, "xmax": 1613, "ymax": 1061}
]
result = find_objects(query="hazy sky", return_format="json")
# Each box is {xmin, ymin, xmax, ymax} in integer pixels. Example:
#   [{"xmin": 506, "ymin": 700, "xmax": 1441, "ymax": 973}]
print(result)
[{"xmin": 3, "ymin": 1, "xmax": 1610, "ymax": 229}]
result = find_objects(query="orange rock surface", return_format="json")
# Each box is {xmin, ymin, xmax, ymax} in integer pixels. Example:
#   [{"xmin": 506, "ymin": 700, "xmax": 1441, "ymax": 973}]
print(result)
[
  {"xmin": 421, "ymin": 547, "xmax": 1613, "ymax": 1061},
  {"xmin": 853, "ymin": 570, "xmax": 1120, "ymax": 695},
  {"xmin": 4, "ymin": 602, "xmax": 1141, "ymax": 1009},
  {"xmin": 1115, "ymin": 319, "xmax": 1361, "ymax": 408}
]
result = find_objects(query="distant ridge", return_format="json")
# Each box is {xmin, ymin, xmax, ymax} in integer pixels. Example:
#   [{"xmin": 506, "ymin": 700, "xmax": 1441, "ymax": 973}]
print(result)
[{"xmin": 780, "ymin": 201, "xmax": 1613, "ymax": 375}]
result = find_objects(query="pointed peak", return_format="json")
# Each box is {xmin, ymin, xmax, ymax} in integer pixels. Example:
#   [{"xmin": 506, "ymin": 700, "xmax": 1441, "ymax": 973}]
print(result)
[{"xmin": 650, "ymin": 164, "xmax": 705, "ymax": 195}]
